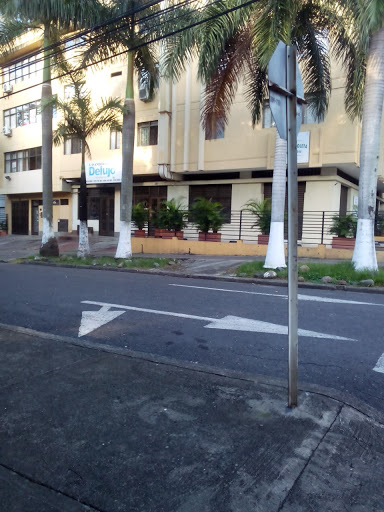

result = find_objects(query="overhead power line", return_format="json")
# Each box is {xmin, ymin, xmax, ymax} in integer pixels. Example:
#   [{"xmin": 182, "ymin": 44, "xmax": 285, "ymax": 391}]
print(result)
[{"xmin": 0, "ymin": 0, "xmax": 258, "ymax": 99}]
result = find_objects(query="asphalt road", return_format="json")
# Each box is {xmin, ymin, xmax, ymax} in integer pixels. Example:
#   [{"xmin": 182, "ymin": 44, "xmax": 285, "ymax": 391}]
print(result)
[{"xmin": 1, "ymin": 262, "xmax": 383, "ymax": 412}]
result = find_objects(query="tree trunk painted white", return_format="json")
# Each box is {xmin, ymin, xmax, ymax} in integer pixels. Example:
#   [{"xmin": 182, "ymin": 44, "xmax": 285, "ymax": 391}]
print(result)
[
  {"xmin": 115, "ymin": 67, "xmax": 135, "ymax": 259},
  {"xmin": 77, "ymin": 148, "xmax": 89, "ymax": 258},
  {"xmin": 264, "ymin": 132, "xmax": 287, "ymax": 268},
  {"xmin": 352, "ymin": 28, "xmax": 384, "ymax": 271},
  {"xmin": 40, "ymin": 28, "xmax": 58, "ymax": 256},
  {"xmin": 77, "ymin": 220, "xmax": 90, "ymax": 258}
]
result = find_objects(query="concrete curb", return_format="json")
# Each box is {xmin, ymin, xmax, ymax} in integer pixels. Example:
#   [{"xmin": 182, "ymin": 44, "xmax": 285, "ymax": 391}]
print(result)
[
  {"xmin": 17, "ymin": 260, "xmax": 384, "ymax": 295},
  {"xmin": 1, "ymin": 321, "xmax": 383, "ymax": 426}
]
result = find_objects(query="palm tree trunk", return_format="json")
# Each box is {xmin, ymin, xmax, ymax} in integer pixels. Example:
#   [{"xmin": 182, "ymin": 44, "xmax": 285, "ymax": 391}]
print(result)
[
  {"xmin": 264, "ymin": 132, "xmax": 287, "ymax": 268},
  {"xmin": 352, "ymin": 28, "xmax": 384, "ymax": 271},
  {"xmin": 78, "ymin": 142, "xmax": 90, "ymax": 258},
  {"xmin": 40, "ymin": 26, "xmax": 59, "ymax": 257},
  {"xmin": 115, "ymin": 51, "xmax": 135, "ymax": 259}
]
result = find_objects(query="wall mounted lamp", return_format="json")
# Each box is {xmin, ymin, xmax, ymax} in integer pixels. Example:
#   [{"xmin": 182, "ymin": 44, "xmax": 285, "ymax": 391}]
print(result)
[{"xmin": 5, "ymin": 175, "xmax": 11, "ymax": 181}]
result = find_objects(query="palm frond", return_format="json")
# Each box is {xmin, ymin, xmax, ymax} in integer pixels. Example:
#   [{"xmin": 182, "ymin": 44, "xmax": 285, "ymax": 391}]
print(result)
[
  {"xmin": 294, "ymin": 2, "xmax": 331, "ymax": 119},
  {"xmin": 243, "ymin": 53, "xmax": 268, "ymax": 126},
  {"xmin": 160, "ymin": 9, "xmax": 200, "ymax": 81},
  {"xmin": 325, "ymin": 0, "xmax": 366, "ymax": 119},
  {"xmin": 0, "ymin": 18, "xmax": 27, "ymax": 55},
  {"xmin": 201, "ymin": 25, "xmax": 251, "ymax": 136},
  {"xmin": 252, "ymin": 0, "xmax": 293, "ymax": 68}
]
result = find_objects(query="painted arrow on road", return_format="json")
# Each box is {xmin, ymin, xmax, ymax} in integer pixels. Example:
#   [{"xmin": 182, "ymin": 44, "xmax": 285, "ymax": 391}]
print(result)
[{"xmin": 79, "ymin": 300, "xmax": 355, "ymax": 341}]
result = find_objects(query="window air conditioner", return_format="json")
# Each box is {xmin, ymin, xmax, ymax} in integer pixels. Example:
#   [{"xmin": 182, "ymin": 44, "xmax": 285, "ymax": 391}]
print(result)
[
  {"xmin": 2, "ymin": 83, "xmax": 13, "ymax": 94},
  {"xmin": 139, "ymin": 83, "xmax": 150, "ymax": 102},
  {"xmin": 2, "ymin": 126, "xmax": 12, "ymax": 137}
]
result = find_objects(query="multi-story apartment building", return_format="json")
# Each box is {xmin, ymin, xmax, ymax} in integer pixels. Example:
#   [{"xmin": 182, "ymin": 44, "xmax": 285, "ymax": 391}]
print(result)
[{"xmin": 1, "ymin": 31, "xmax": 384, "ymax": 244}]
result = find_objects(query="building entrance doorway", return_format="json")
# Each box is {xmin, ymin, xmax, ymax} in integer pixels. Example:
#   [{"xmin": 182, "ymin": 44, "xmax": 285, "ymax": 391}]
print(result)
[
  {"xmin": 99, "ymin": 193, "xmax": 115, "ymax": 236},
  {"xmin": 133, "ymin": 186, "xmax": 167, "ymax": 235},
  {"xmin": 87, "ymin": 188, "xmax": 115, "ymax": 236},
  {"xmin": 12, "ymin": 200, "xmax": 29, "ymax": 234}
]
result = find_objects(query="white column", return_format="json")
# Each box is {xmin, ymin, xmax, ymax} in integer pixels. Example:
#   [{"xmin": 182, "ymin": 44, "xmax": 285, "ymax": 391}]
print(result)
[{"xmin": 71, "ymin": 188, "xmax": 79, "ymax": 232}]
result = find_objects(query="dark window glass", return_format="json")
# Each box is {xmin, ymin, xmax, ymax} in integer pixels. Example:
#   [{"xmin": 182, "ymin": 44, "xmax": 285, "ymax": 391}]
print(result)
[
  {"xmin": 4, "ymin": 146, "xmax": 41, "ymax": 173},
  {"xmin": 205, "ymin": 119, "xmax": 225, "ymax": 140},
  {"xmin": 138, "ymin": 121, "xmax": 158, "ymax": 146},
  {"xmin": 64, "ymin": 136, "xmax": 82, "ymax": 155},
  {"xmin": 189, "ymin": 184, "xmax": 232, "ymax": 223}
]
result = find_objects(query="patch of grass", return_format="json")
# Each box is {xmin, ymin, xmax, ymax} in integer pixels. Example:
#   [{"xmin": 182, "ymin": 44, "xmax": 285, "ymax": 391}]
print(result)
[
  {"xmin": 25, "ymin": 255, "xmax": 178, "ymax": 269},
  {"xmin": 236, "ymin": 260, "xmax": 384, "ymax": 286}
]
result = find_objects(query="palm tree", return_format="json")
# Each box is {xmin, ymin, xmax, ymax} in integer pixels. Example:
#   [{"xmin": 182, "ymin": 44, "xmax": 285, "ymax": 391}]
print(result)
[
  {"xmin": 163, "ymin": 0, "xmax": 332, "ymax": 268},
  {"xmin": 82, "ymin": 0, "xmax": 159, "ymax": 258},
  {"xmin": 0, "ymin": 0, "xmax": 106, "ymax": 256},
  {"xmin": 47, "ymin": 66, "xmax": 123, "ymax": 257},
  {"xmin": 331, "ymin": 0, "xmax": 384, "ymax": 271}
]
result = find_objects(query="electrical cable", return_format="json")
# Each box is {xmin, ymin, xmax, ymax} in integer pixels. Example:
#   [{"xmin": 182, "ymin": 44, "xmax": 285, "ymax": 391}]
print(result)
[
  {"xmin": 0, "ymin": 0, "xmax": 258, "ymax": 100},
  {"xmin": 0, "ymin": 0, "xmax": 204, "ymax": 79}
]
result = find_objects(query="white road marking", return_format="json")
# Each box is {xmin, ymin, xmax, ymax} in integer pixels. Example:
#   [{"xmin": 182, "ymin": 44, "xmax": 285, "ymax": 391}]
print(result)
[
  {"xmin": 79, "ymin": 306, "xmax": 125, "ymax": 337},
  {"xmin": 80, "ymin": 300, "xmax": 355, "ymax": 341},
  {"xmin": 170, "ymin": 284, "xmax": 384, "ymax": 306},
  {"xmin": 373, "ymin": 353, "xmax": 384, "ymax": 374}
]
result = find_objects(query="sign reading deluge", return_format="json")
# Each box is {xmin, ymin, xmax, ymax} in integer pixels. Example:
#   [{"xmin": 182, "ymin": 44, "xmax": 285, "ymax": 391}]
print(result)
[{"xmin": 85, "ymin": 161, "xmax": 122, "ymax": 184}]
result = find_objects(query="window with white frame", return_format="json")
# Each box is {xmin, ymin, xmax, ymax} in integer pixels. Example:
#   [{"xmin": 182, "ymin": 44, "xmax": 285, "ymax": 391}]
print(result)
[
  {"xmin": 205, "ymin": 118, "xmax": 225, "ymax": 140},
  {"xmin": 4, "ymin": 147, "xmax": 42, "ymax": 173},
  {"xmin": 2, "ymin": 54, "xmax": 39, "ymax": 87},
  {"xmin": 138, "ymin": 121, "xmax": 158, "ymax": 146},
  {"xmin": 64, "ymin": 136, "xmax": 82, "ymax": 155},
  {"xmin": 64, "ymin": 36, "xmax": 86, "ymax": 51},
  {"xmin": 4, "ymin": 100, "xmax": 41, "ymax": 129},
  {"xmin": 302, "ymin": 105, "xmax": 324, "ymax": 124},
  {"xmin": 263, "ymin": 100, "xmax": 323, "ymax": 128},
  {"xmin": 262, "ymin": 101, "xmax": 276, "ymax": 128},
  {"xmin": 110, "ymin": 130, "xmax": 121, "ymax": 150}
]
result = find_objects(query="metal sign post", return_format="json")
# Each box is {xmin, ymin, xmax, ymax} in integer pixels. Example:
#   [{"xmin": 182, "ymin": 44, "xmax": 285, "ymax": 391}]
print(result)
[
  {"xmin": 268, "ymin": 42, "xmax": 304, "ymax": 408},
  {"xmin": 286, "ymin": 46, "xmax": 298, "ymax": 408}
]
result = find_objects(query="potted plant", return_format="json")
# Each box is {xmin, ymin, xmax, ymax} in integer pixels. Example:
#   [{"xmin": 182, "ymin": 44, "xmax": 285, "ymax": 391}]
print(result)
[
  {"xmin": 131, "ymin": 202, "xmax": 148, "ymax": 237},
  {"xmin": 330, "ymin": 213, "xmax": 357, "ymax": 249},
  {"xmin": 153, "ymin": 199, "xmax": 187, "ymax": 239},
  {"xmin": 0, "ymin": 222, "xmax": 7, "ymax": 236},
  {"xmin": 190, "ymin": 197, "xmax": 225, "ymax": 241},
  {"xmin": 243, "ymin": 198, "xmax": 271, "ymax": 244}
]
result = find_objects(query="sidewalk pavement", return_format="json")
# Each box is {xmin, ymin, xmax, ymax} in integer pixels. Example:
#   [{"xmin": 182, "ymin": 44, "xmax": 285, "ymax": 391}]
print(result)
[
  {"xmin": 1, "ymin": 324, "xmax": 383, "ymax": 512},
  {"xmin": 1, "ymin": 235, "xmax": 384, "ymax": 511},
  {"xmin": 0, "ymin": 233, "xmax": 366, "ymax": 275}
]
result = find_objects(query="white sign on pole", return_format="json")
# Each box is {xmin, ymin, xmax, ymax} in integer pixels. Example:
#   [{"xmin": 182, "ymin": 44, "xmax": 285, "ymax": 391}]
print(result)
[
  {"xmin": 86, "ymin": 161, "xmax": 122, "ymax": 184},
  {"xmin": 297, "ymin": 132, "xmax": 310, "ymax": 163}
]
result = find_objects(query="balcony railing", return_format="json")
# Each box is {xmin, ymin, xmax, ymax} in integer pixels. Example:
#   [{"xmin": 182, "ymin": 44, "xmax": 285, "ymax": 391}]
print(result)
[{"xmin": 135, "ymin": 210, "xmax": 384, "ymax": 246}]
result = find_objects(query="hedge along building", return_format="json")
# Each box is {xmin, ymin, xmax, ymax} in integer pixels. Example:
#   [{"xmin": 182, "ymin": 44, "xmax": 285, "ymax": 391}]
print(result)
[{"xmin": 1, "ymin": 34, "xmax": 384, "ymax": 244}]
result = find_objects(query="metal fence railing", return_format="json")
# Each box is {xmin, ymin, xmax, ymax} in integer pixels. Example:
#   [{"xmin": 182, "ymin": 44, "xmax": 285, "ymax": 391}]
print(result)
[{"xmin": 134, "ymin": 210, "xmax": 384, "ymax": 246}]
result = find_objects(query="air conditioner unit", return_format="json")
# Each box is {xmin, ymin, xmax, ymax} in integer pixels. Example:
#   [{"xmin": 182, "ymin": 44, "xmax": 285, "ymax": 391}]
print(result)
[
  {"xmin": 139, "ymin": 83, "xmax": 150, "ymax": 102},
  {"xmin": 2, "ymin": 126, "xmax": 12, "ymax": 137},
  {"xmin": 2, "ymin": 83, "xmax": 13, "ymax": 94}
]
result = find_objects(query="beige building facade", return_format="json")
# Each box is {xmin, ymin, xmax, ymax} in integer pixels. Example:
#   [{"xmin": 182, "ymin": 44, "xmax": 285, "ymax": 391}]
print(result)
[{"xmin": 1, "ymin": 34, "xmax": 384, "ymax": 245}]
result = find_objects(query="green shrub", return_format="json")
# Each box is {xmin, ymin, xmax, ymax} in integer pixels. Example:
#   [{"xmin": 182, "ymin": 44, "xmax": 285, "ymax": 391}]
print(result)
[
  {"xmin": 329, "ymin": 214, "xmax": 357, "ymax": 238},
  {"xmin": 153, "ymin": 199, "xmax": 187, "ymax": 232},
  {"xmin": 243, "ymin": 198, "xmax": 271, "ymax": 235},
  {"xmin": 190, "ymin": 197, "xmax": 225, "ymax": 233},
  {"xmin": 131, "ymin": 202, "xmax": 148, "ymax": 230}
]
